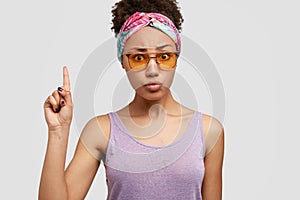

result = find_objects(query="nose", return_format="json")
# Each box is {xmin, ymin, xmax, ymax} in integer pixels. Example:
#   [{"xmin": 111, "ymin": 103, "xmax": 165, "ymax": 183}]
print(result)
[{"xmin": 145, "ymin": 57, "xmax": 159, "ymax": 77}]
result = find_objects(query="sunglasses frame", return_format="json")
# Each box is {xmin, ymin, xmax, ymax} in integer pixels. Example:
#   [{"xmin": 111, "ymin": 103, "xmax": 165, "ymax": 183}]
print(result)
[{"xmin": 124, "ymin": 51, "xmax": 180, "ymax": 70}]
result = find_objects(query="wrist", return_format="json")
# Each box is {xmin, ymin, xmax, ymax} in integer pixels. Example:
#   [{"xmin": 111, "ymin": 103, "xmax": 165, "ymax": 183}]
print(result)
[{"xmin": 48, "ymin": 126, "xmax": 70, "ymax": 138}]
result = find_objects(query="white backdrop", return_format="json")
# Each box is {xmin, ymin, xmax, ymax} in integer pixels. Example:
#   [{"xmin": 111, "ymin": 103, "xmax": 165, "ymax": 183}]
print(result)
[{"xmin": 0, "ymin": 0, "xmax": 298, "ymax": 199}]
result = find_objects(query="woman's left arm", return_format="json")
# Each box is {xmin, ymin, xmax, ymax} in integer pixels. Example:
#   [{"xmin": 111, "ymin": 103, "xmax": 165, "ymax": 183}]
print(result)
[{"xmin": 202, "ymin": 116, "xmax": 225, "ymax": 200}]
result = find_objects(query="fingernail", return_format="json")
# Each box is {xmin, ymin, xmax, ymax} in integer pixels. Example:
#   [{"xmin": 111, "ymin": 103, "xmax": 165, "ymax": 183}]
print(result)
[
  {"xmin": 58, "ymin": 87, "xmax": 63, "ymax": 92},
  {"xmin": 61, "ymin": 100, "xmax": 65, "ymax": 106}
]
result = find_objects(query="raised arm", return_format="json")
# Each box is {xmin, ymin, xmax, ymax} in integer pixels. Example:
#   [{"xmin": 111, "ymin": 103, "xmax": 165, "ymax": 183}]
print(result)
[
  {"xmin": 64, "ymin": 115, "xmax": 110, "ymax": 199},
  {"xmin": 38, "ymin": 67, "xmax": 106, "ymax": 200}
]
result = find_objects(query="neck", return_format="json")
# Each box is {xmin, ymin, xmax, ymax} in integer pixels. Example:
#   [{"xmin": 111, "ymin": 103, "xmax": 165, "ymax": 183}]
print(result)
[{"xmin": 128, "ymin": 90, "xmax": 182, "ymax": 118}]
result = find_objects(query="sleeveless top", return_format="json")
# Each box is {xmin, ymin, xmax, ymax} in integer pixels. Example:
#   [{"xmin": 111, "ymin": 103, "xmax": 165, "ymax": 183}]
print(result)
[{"xmin": 104, "ymin": 111, "xmax": 206, "ymax": 200}]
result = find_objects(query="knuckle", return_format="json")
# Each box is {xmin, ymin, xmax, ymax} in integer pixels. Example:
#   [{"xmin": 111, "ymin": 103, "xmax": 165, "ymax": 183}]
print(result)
[
  {"xmin": 50, "ymin": 96, "xmax": 58, "ymax": 105},
  {"xmin": 47, "ymin": 95, "xmax": 53, "ymax": 102},
  {"xmin": 52, "ymin": 90, "xmax": 58, "ymax": 96}
]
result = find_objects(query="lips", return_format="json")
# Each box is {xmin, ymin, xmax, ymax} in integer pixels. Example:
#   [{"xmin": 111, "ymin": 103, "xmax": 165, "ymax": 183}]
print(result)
[
  {"xmin": 144, "ymin": 82, "xmax": 162, "ymax": 86},
  {"xmin": 144, "ymin": 82, "xmax": 162, "ymax": 91}
]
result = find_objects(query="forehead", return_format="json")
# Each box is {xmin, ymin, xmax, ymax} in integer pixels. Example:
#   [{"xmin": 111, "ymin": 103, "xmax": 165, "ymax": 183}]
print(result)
[{"xmin": 123, "ymin": 26, "xmax": 176, "ymax": 52}]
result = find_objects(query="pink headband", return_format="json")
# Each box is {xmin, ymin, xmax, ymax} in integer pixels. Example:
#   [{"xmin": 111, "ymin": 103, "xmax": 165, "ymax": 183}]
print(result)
[{"xmin": 117, "ymin": 12, "xmax": 181, "ymax": 62}]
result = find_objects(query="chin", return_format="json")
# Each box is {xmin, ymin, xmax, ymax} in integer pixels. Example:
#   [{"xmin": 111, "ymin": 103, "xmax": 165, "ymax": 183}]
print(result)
[{"xmin": 136, "ymin": 87, "xmax": 170, "ymax": 101}]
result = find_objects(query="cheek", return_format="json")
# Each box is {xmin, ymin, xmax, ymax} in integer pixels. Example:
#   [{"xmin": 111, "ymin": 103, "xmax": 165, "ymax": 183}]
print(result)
[
  {"xmin": 126, "ymin": 70, "xmax": 146, "ymax": 90},
  {"xmin": 160, "ymin": 70, "xmax": 176, "ymax": 88}
]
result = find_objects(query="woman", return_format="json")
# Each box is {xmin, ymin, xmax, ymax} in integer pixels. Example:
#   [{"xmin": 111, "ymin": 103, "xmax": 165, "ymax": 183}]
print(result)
[{"xmin": 39, "ymin": 0, "xmax": 224, "ymax": 199}]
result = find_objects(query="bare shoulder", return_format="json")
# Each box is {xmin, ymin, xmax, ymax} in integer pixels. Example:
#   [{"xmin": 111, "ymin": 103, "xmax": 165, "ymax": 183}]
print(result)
[
  {"xmin": 201, "ymin": 113, "xmax": 224, "ymax": 139},
  {"xmin": 82, "ymin": 113, "xmax": 111, "ymax": 139},
  {"xmin": 79, "ymin": 113, "xmax": 111, "ymax": 161},
  {"xmin": 95, "ymin": 114, "xmax": 111, "ymax": 139},
  {"xmin": 94, "ymin": 114, "xmax": 111, "ymax": 155}
]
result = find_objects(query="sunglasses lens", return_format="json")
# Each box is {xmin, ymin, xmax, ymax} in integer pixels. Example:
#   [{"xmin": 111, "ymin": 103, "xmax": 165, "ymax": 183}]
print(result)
[
  {"xmin": 157, "ymin": 53, "xmax": 177, "ymax": 70},
  {"xmin": 128, "ymin": 54, "xmax": 148, "ymax": 70}
]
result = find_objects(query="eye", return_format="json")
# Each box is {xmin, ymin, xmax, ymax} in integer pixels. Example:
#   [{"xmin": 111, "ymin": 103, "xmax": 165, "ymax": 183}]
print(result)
[
  {"xmin": 133, "ymin": 54, "xmax": 145, "ymax": 62},
  {"xmin": 160, "ymin": 53, "xmax": 170, "ymax": 60}
]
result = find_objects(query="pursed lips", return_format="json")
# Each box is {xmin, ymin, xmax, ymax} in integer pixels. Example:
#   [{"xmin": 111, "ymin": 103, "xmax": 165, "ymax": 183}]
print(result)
[
  {"xmin": 143, "ymin": 82, "xmax": 163, "ymax": 91},
  {"xmin": 144, "ymin": 82, "xmax": 162, "ymax": 86}
]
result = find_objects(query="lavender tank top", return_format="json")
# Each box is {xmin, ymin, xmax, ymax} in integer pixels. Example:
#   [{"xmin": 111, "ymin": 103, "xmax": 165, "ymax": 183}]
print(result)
[{"xmin": 104, "ymin": 111, "xmax": 206, "ymax": 200}]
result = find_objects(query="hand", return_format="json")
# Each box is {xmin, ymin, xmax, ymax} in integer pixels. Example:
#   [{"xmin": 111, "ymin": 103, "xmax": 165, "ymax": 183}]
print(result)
[{"xmin": 44, "ymin": 66, "xmax": 73, "ymax": 131}]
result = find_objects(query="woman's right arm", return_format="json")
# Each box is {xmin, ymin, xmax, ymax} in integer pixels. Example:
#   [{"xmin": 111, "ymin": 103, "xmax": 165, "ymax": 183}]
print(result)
[
  {"xmin": 38, "ymin": 66, "xmax": 102, "ymax": 200},
  {"xmin": 39, "ymin": 129, "xmax": 102, "ymax": 200},
  {"xmin": 38, "ymin": 127, "xmax": 71, "ymax": 200}
]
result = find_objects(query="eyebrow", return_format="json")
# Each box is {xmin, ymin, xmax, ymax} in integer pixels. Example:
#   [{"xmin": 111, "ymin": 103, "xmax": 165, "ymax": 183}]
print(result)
[{"xmin": 128, "ymin": 44, "xmax": 173, "ymax": 52}]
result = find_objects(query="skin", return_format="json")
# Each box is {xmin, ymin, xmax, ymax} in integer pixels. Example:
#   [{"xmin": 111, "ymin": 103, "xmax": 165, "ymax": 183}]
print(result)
[
  {"xmin": 117, "ymin": 26, "xmax": 193, "ymax": 141},
  {"xmin": 39, "ymin": 26, "xmax": 224, "ymax": 200}
]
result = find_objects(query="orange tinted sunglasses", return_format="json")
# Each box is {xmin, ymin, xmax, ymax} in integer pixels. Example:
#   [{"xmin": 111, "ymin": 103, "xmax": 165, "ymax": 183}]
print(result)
[{"xmin": 125, "ymin": 52, "xmax": 179, "ymax": 70}]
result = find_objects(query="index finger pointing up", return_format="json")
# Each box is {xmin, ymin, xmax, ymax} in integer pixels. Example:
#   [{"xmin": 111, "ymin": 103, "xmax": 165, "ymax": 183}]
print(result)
[{"xmin": 63, "ymin": 66, "xmax": 71, "ymax": 91}]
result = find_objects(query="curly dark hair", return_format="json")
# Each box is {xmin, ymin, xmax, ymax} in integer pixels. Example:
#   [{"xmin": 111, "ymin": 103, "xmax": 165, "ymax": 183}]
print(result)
[{"xmin": 111, "ymin": 0, "xmax": 184, "ymax": 36}]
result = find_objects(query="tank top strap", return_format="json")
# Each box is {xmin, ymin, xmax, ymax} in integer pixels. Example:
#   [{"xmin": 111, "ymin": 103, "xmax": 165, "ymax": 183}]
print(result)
[
  {"xmin": 107, "ymin": 111, "xmax": 158, "ymax": 153},
  {"xmin": 196, "ymin": 111, "xmax": 206, "ymax": 159},
  {"xmin": 107, "ymin": 111, "xmax": 138, "ymax": 149}
]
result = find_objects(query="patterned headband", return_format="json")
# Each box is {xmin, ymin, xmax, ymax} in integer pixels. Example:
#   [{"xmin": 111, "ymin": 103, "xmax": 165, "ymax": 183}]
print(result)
[{"xmin": 117, "ymin": 12, "xmax": 181, "ymax": 62}]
